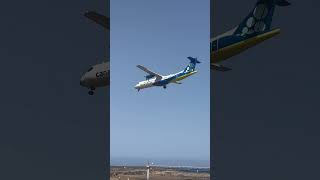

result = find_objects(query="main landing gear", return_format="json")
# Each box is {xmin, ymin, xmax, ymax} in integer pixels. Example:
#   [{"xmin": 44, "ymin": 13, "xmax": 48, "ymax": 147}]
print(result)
[{"xmin": 163, "ymin": 85, "xmax": 167, "ymax": 89}]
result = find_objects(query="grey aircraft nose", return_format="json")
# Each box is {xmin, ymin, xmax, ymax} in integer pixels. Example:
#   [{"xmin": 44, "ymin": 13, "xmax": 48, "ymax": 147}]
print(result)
[{"xmin": 80, "ymin": 76, "xmax": 86, "ymax": 87}]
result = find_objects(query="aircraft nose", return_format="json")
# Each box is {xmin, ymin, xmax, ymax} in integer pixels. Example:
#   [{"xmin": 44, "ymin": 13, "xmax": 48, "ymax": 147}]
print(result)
[
  {"xmin": 80, "ymin": 76, "xmax": 86, "ymax": 87},
  {"xmin": 134, "ymin": 84, "xmax": 140, "ymax": 89}
]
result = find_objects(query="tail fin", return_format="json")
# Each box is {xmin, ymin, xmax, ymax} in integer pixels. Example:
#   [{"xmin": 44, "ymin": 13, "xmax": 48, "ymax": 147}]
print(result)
[
  {"xmin": 233, "ymin": 0, "xmax": 290, "ymax": 36},
  {"xmin": 184, "ymin": 57, "xmax": 201, "ymax": 72}
]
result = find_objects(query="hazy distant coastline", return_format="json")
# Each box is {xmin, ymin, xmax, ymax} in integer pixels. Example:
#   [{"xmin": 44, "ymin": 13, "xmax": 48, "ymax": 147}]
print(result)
[{"xmin": 111, "ymin": 157, "xmax": 210, "ymax": 167}]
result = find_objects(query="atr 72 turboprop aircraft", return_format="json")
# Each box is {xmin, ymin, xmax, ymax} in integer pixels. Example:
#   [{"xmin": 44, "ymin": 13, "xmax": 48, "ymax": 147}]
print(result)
[
  {"xmin": 80, "ymin": 11, "xmax": 110, "ymax": 95},
  {"xmin": 134, "ymin": 57, "xmax": 200, "ymax": 91},
  {"xmin": 210, "ymin": 0, "xmax": 290, "ymax": 71}
]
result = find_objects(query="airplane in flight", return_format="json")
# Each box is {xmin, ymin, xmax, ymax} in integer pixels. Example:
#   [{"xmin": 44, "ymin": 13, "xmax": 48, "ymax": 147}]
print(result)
[
  {"xmin": 134, "ymin": 57, "xmax": 200, "ymax": 91},
  {"xmin": 80, "ymin": 11, "xmax": 110, "ymax": 95},
  {"xmin": 210, "ymin": 0, "xmax": 290, "ymax": 71}
]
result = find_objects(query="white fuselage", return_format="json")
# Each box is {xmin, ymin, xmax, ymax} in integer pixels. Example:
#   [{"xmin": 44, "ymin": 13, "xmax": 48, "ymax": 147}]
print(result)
[
  {"xmin": 134, "ymin": 78, "xmax": 157, "ymax": 90},
  {"xmin": 134, "ymin": 70, "xmax": 196, "ymax": 90},
  {"xmin": 135, "ymin": 57, "xmax": 200, "ymax": 91},
  {"xmin": 80, "ymin": 62, "xmax": 109, "ymax": 89}
]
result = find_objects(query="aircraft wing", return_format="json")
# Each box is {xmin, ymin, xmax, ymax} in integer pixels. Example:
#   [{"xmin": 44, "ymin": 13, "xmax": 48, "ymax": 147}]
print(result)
[
  {"xmin": 84, "ymin": 11, "xmax": 109, "ymax": 30},
  {"xmin": 137, "ymin": 65, "xmax": 162, "ymax": 81}
]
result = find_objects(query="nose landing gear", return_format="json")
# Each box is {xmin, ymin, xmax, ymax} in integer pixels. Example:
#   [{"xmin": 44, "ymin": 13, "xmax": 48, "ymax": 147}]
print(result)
[
  {"xmin": 163, "ymin": 85, "xmax": 167, "ymax": 89},
  {"xmin": 88, "ymin": 87, "xmax": 96, "ymax": 95},
  {"xmin": 88, "ymin": 91, "xmax": 94, "ymax": 95}
]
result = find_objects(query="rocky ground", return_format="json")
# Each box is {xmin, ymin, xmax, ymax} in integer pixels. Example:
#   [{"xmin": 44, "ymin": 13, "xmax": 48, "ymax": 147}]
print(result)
[{"xmin": 110, "ymin": 166, "xmax": 210, "ymax": 180}]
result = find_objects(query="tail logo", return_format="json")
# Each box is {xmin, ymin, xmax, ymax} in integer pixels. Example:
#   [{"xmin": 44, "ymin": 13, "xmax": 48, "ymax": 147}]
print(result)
[
  {"xmin": 231, "ymin": 0, "xmax": 290, "ymax": 37},
  {"xmin": 254, "ymin": 4, "xmax": 269, "ymax": 19},
  {"xmin": 185, "ymin": 65, "xmax": 195, "ymax": 73},
  {"xmin": 241, "ymin": 2, "xmax": 269, "ymax": 36}
]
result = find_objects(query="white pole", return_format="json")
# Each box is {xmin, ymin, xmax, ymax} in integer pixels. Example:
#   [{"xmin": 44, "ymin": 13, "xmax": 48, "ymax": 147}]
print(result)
[{"xmin": 146, "ymin": 166, "xmax": 150, "ymax": 180}]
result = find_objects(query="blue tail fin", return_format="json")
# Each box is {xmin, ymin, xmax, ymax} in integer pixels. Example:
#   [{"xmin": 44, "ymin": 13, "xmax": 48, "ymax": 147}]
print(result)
[
  {"xmin": 233, "ymin": 0, "xmax": 290, "ymax": 36},
  {"xmin": 184, "ymin": 57, "xmax": 201, "ymax": 72}
]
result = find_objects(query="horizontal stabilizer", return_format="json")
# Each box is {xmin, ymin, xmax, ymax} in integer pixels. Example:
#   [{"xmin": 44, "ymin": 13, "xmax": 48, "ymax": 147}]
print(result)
[
  {"xmin": 211, "ymin": 64, "xmax": 232, "ymax": 72},
  {"xmin": 275, "ymin": 0, "xmax": 291, "ymax": 6},
  {"xmin": 187, "ymin": 57, "xmax": 201, "ymax": 64},
  {"xmin": 84, "ymin": 11, "xmax": 109, "ymax": 29}
]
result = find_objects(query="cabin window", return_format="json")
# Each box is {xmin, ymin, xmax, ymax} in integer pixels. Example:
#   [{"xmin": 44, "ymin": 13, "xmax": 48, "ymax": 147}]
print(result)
[{"xmin": 87, "ymin": 67, "xmax": 93, "ymax": 72}]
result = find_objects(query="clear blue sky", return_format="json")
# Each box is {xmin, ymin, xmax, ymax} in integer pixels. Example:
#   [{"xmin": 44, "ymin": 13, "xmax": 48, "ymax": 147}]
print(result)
[{"xmin": 110, "ymin": 0, "xmax": 209, "ymax": 165}]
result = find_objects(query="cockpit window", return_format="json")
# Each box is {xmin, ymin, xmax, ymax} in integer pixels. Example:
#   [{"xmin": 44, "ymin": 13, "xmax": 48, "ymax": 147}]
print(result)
[{"xmin": 87, "ymin": 67, "xmax": 93, "ymax": 72}]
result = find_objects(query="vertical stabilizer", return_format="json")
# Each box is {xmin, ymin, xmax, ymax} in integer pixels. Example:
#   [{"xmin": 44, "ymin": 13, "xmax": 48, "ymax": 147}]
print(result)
[
  {"xmin": 233, "ymin": 0, "xmax": 290, "ymax": 37},
  {"xmin": 184, "ymin": 57, "xmax": 201, "ymax": 72}
]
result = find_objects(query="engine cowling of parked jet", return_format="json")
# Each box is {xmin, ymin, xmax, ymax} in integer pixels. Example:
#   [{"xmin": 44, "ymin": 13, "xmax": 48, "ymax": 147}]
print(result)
[{"xmin": 145, "ymin": 74, "xmax": 155, "ymax": 80}]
